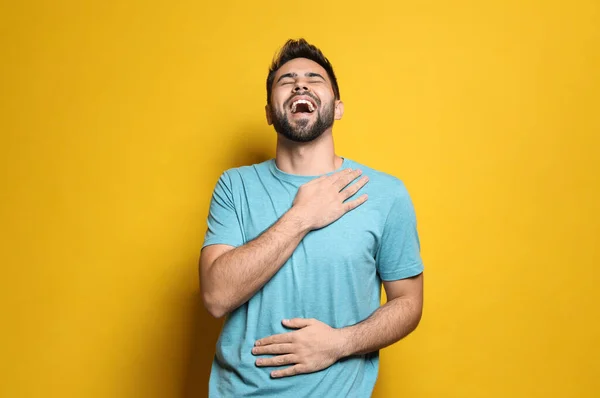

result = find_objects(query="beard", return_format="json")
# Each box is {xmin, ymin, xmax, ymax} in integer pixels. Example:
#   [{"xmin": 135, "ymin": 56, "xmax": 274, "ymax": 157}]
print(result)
[{"xmin": 271, "ymin": 99, "xmax": 335, "ymax": 143}]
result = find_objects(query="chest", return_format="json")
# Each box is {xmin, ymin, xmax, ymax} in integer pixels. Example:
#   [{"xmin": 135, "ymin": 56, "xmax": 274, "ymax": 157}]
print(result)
[{"xmin": 233, "ymin": 180, "xmax": 385, "ymax": 265}]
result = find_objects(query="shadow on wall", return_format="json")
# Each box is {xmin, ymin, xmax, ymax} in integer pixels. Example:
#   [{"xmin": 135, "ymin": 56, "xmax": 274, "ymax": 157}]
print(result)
[{"xmin": 183, "ymin": 125, "xmax": 274, "ymax": 398}]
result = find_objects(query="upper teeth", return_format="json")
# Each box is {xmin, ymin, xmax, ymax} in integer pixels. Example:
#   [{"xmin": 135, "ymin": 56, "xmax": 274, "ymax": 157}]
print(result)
[{"xmin": 291, "ymin": 99, "xmax": 315, "ymax": 112}]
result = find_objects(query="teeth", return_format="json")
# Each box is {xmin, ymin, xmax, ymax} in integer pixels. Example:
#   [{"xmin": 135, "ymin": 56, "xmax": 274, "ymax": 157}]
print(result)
[{"xmin": 291, "ymin": 99, "xmax": 315, "ymax": 113}]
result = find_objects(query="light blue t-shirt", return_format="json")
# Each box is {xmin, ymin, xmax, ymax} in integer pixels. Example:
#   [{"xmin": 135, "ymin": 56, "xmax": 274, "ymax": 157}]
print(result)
[{"xmin": 202, "ymin": 157, "xmax": 424, "ymax": 397}]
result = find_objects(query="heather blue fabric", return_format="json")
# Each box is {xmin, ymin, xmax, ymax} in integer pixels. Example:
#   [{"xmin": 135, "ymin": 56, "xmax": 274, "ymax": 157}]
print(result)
[{"xmin": 202, "ymin": 157, "xmax": 424, "ymax": 397}]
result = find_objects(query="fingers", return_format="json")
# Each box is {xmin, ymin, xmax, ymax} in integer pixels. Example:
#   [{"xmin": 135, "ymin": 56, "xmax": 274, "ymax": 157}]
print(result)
[
  {"xmin": 282, "ymin": 318, "xmax": 314, "ymax": 329},
  {"xmin": 341, "ymin": 175, "xmax": 369, "ymax": 200},
  {"xmin": 271, "ymin": 364, "xmax": 308, "ymax": 378},
  {"xmin": 252, "ymin": 343, "xmax": 293, "ymax": 355},
  {"xmin": 344, "ymin": 194, "xmax": 368, "ymax": 212},
  {"xmin": 332, "ymin": 168, "xmax": 362, "ymax": 190},
  {"xmin": 255, "ymin": 332, "xmax": 294, "ymax": 346},
  {"xmin": 255, "ymin": 354, "xmax": 297, "ymax": 367}
]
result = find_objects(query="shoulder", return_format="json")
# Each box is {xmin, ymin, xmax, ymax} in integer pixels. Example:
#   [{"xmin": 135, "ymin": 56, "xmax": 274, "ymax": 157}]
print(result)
[
  {"xmin": 345, "ymin": 158, "xmax": 410, "ymax": 200},
  {"xmin": 346, "ymin": 159, "xmax": 419, "ymax": 228},
  {"xmin": 217, "ymin": 159, "xmax": 273, "ymax": 186}
]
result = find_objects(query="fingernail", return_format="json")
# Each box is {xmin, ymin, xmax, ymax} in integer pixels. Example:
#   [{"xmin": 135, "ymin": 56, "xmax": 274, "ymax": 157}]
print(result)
[{"xmin": 255, "ymin": 341, "xmax": 260, "ymax": 346}]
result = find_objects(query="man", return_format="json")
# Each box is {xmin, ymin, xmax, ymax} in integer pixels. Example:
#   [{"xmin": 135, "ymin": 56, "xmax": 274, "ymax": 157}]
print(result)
[{"xmin": 200, "ymin": 38, "xmax": 424, "ymax": 397}]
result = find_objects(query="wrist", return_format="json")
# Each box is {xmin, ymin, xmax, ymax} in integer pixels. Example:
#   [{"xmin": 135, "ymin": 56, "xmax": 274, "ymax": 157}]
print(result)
[
  {"xmin": 334, "ymin": 326, "xmax": 354, "ymax": 359},
  {"xmin": 285, "ymin": 206, "xmax": 313, "ymax": 234}
]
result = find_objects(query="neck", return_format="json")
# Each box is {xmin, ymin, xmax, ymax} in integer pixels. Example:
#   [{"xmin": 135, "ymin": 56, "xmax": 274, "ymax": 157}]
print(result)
[{"xmin": 274, "ymin": 129, "xmax": 342, "ymax": 176}]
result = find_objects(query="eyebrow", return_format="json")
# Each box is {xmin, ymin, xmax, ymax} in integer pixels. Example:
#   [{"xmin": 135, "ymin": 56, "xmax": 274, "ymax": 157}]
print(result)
[
  {"xmin": 276, "ymin": 72, "xmax": 326, "ymax": 83},
  {"xmin": 306, "ymin": 72, "xmax": 326, "ymax": 81}
]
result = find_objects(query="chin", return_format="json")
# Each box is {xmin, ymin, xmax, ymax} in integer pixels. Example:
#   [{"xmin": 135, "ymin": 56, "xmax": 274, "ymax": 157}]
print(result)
[{"xmin": 289, "ymin": 130, "xmax": 325, "ymax": 143}]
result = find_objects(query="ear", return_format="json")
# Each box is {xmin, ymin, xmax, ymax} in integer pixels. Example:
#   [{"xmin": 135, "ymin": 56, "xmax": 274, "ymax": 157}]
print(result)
[
  {"xmin": 265, "ymin": 104, "xmax": 273, "ymax": 125},
  {"xmin": 334, "ymin": 100, "xmax": 344, "ymax": 120}
]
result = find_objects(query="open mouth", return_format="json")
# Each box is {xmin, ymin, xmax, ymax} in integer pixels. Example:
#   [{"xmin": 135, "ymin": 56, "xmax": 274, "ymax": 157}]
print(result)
[{"xmin": 290, "ymin": 98, "xmax": 316, "ymax": 114}]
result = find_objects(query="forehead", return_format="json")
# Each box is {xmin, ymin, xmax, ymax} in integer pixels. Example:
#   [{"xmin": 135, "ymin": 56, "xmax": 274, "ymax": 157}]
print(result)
[{"xmin": 274, "ymin": 58, "xmax": 330, "ymax": 82}]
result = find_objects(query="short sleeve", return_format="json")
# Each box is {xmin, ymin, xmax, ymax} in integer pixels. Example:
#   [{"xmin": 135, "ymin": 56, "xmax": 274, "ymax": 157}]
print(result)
[
  {"xmin": 376, "ymin": 182, "xmax": 424, "ymax": 281},
  {"xmin": 202, "ymin": 172, "xmax": 245, "ymax": 249}
]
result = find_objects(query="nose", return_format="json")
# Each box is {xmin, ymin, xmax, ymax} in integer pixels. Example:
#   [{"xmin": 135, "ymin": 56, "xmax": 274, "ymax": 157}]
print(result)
[{"xmin": 294, "ymin": 83, "xmax": 309, "ymax": 92}]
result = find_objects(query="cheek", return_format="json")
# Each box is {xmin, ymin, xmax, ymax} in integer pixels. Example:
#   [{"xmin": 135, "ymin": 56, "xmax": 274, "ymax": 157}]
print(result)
[
  {"xmin": 314, "ymin": 89, "xmax": 333, "ymax": 105},
  {"xmin": 273, "ymin": 86, "xmax": 291, "ymax": 99},
  {"xmin": 271, "ymin": 93, "xmax": 288, "ymax": 111}
]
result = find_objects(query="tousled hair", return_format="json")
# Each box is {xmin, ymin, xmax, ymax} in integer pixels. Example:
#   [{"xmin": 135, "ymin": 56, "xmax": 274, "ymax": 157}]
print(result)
[{"xmin": 266, "ymin": 39, "xmax": 340, "ymax": 104}]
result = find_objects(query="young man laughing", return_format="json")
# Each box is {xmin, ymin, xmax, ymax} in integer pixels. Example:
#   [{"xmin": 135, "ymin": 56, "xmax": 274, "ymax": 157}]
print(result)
[{"xmin": 200, "ymin": 38, "xmax": 424, "ymax": 397}]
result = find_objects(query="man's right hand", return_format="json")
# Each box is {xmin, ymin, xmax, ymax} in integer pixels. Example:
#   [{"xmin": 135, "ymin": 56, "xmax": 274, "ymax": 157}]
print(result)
[
  {"xmin": 201, "ymin": 168, "xmax": 369, "ymax": 318},
  {"xmin": 291, "ymin": 168, "xmax": 369, "ymax": 231}
]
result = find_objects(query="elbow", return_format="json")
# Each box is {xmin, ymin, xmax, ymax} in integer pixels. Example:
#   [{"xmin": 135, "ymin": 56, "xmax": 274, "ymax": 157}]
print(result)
[
  {"xmin": 200, "ymin": 266, "xmax": 229, "ymax": 319},
  {"xmin": 201, "ymin": 290, "xmax": 229, "ymax": 319},
  {"xmin": 399, "ymin": 296, "xmax": 423, "ymax": 334},
  {"xmin": 413, "ymin": 309, "xmax": 423, "ymax": 331},
  {"xmin": 411, "ymin": 302, "xmax": 424, "ymax": 331},
  {"xmin": 206, "ymin": 305, "xmax": 228, "ymax": 320}
]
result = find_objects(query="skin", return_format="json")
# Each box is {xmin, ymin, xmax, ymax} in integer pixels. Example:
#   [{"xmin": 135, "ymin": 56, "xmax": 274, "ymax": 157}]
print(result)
[
  {"xmin": 200, "ymin": 57, "xmax": 423, "ymax": 379},
  {"xmin": 266, "ymin": 58, "xmax": 344, "ymax": 176}
]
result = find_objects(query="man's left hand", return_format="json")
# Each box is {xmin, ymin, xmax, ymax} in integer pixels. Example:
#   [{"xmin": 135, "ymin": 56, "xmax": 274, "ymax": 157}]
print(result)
[{"xmin": 253, "ymin": 318, "xmax": 346, "ymax": 378}]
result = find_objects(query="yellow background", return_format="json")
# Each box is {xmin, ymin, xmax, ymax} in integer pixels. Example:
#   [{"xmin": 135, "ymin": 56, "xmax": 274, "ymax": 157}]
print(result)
[{"xmin": 1, "ymin": 0, "xmax": 599, "ymax": 397}]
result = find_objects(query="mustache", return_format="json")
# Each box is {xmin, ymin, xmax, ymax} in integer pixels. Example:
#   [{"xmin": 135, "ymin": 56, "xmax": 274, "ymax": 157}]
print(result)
[{"xmin": 284, "ymin": 92, "xmax": 320, "ymax": 108}]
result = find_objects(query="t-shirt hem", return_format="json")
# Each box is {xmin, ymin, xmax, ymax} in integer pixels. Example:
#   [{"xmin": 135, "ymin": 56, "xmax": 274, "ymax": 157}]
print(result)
[{"xmin": 379, "ymin": 262, "xmax": 424, "ymax": 281}]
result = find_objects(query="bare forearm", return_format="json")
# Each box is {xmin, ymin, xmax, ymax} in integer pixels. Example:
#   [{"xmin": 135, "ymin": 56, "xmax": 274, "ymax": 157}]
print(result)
[
  {"xmin": 338, "ymin": 296, "xmax": 422, "ymax": 357},
  {"xmin": 203, "ymin": 208, "xmax": 309, "ymax": 317}
]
